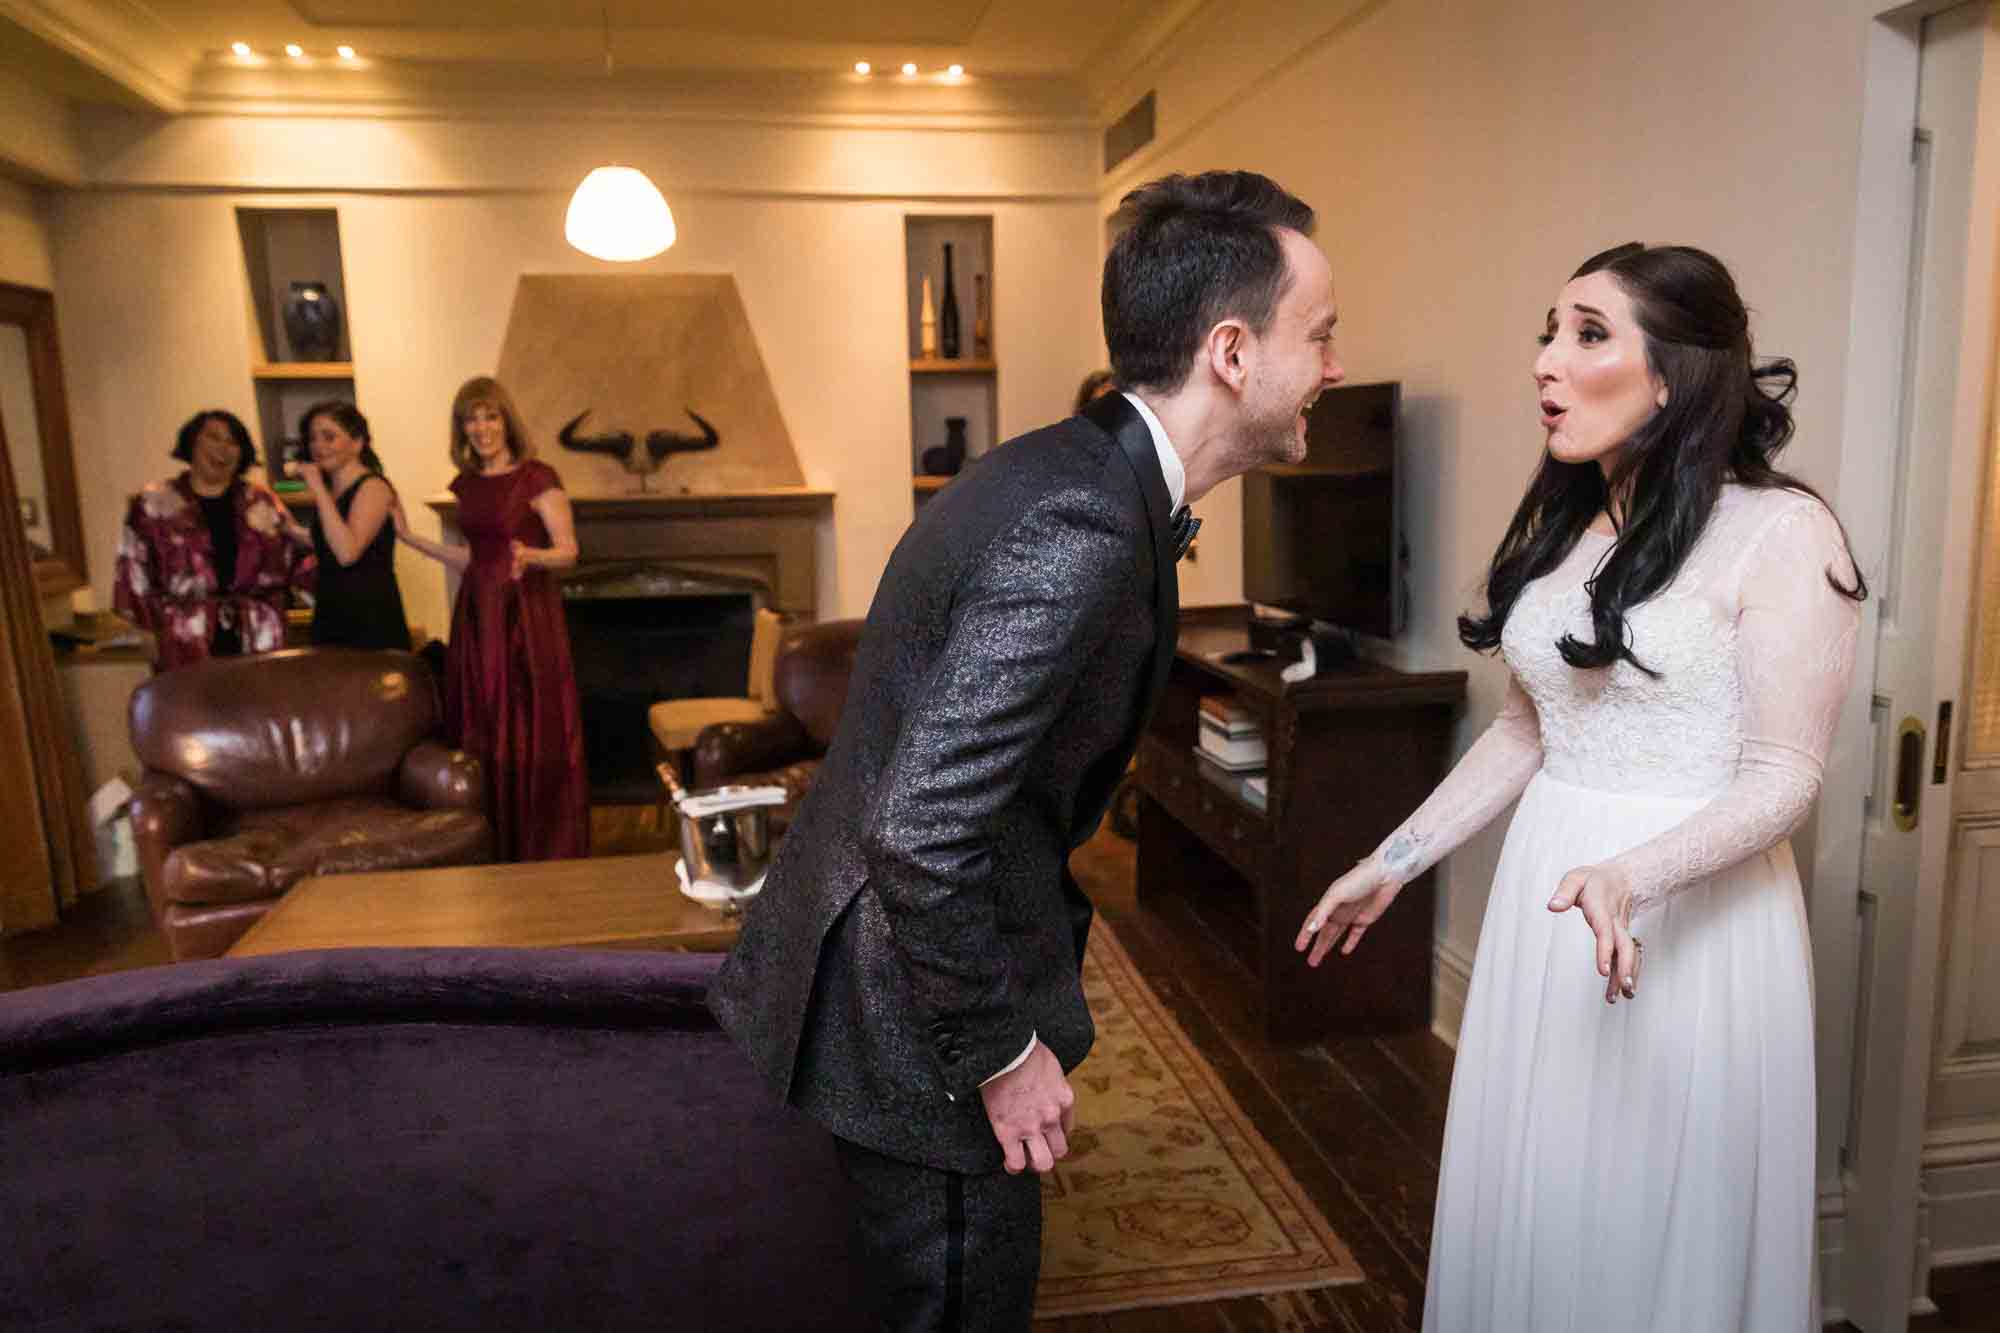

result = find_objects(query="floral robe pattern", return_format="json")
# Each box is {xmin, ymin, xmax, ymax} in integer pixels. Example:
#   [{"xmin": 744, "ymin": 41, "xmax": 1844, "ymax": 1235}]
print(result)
[{"xmin": 113, "ymin": 473, "xmax": 316, "ymax": 671}]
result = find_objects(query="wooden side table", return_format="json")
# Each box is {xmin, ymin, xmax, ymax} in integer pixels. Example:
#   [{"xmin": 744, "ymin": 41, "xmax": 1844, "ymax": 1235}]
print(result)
[{"xmin": 1131, "ymin": 606, "xmax": 1466, "ymax": 1040}]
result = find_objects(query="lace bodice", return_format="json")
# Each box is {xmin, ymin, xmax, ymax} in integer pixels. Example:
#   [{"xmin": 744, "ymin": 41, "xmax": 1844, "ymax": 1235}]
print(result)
[{"xmin": 1373, "ymin": 485, "xmax": 1860, "ymax": 914}]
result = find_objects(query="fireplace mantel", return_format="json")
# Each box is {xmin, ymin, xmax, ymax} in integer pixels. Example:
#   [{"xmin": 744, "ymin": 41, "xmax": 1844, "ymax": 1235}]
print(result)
[{"xmin": 426, "ymin": 486, "xmax": 833, "ymax": 619}]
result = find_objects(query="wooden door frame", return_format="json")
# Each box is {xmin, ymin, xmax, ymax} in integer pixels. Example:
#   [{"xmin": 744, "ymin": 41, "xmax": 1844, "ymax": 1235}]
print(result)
[
  {"xmin": 0, "ymin": 395, "xmax": 90, "ymax": 932},
  {"xmin": 1826, "ymin": 3, "xmax": 2000, "ymax": 1324}
]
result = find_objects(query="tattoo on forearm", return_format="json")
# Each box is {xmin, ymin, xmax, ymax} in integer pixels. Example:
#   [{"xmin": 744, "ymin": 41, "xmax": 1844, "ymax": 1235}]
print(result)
[{"xmin": 1379, "ymin": 830, "xmax": 1428, "ymax": 880}]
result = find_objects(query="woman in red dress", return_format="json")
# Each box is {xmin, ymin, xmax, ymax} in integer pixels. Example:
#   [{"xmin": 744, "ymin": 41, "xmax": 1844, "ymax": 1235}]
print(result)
[{"xmin": 392, "ymin": 376, "xmax": 589, "ymax": 860}]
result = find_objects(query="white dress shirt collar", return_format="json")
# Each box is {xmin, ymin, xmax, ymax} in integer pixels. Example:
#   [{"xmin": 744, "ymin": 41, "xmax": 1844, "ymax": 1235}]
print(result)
[{"xmin": 1121, "ymin": 391, "xmax": 1186, "ymax": 512}]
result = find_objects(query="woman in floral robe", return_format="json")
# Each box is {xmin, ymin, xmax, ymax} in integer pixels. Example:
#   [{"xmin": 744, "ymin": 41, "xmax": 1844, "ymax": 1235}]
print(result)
[{"xmin": 114, "ymin": 409, "xmax": 315, "ymax": 671}]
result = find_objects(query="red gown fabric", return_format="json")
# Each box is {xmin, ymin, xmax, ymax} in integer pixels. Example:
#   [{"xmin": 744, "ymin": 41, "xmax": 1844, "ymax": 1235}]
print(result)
[{"xmin": 444, "ymin": 460, "xmax": 589, "ymax": 861}]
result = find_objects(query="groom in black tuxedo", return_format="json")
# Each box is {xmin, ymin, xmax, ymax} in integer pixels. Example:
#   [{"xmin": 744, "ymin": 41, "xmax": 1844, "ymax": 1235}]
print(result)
[{"xmin": 711, "ymin": 170, "xmax": 1343, "ymax": 1330}]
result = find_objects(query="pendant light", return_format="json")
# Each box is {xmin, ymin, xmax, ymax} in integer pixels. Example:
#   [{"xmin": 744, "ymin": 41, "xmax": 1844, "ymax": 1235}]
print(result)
[
  {"xmin": 564, "ymin": 3, "xmax": 676, "ymax": 262},
  {"xmin": 566, "ymin": 167, "xmax": 676, "ymax": 261}
]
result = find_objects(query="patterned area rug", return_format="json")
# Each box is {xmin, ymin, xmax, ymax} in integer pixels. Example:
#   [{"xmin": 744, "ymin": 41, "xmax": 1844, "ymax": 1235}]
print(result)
[{"xmin": 1035, "ymin": 925, "xmax": 1365, "ymax": 1317}]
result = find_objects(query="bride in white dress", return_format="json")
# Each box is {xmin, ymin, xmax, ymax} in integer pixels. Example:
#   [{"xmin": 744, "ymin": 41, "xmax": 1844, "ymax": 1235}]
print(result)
[{"xmin": 1296, "ymin": 243, "xmax": 1864, "ymax": 1332}]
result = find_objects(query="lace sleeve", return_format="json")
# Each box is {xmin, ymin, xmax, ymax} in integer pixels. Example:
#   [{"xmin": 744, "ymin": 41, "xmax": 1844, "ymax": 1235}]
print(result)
[
  {"xmin": 1610, "ymin": 497, "xmax": 1862, "ymax": 914},
  {"xmin": 1374, "ymin": 675, "xmax": 1544, "ymax": 885}
]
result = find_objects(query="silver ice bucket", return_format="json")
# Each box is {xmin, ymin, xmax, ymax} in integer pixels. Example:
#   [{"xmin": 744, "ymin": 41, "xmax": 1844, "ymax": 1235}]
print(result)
[{"xmin": 657, "ymin": 764, "xmax": 785, "ymax": 891}]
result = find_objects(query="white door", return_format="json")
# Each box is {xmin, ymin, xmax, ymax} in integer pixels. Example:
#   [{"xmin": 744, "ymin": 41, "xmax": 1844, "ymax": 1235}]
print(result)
[{"xmin": 1835, "ymin": 3, "xmax": 1999, "ymax": 1327}]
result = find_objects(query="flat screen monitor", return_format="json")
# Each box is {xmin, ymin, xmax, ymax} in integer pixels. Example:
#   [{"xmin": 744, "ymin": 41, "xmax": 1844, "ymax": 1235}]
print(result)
[{"xmin": 1241, "ymin": 380, "xmax": 1399, "ymax": 639}]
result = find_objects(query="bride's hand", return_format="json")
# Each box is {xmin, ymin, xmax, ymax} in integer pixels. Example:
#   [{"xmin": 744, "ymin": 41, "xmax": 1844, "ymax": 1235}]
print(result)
[
  {"xmin": 1547, "ymin": 864, "xmax": 1642, "ymax": 1003},
  {"xmin": 1295, "ymin": 856, "xmax": 1402, "ymax": 967}
]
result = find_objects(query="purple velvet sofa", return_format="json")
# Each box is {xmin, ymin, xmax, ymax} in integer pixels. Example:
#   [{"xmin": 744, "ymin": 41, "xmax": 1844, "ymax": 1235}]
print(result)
[{"xmin": 0, "ymin": 948, "xmax": 873, "ymax": 1331}]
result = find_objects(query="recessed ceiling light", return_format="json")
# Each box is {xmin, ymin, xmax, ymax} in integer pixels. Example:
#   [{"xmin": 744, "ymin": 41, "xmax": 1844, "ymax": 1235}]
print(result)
[
  {"xmin": 853, "ymin": 60, "xmax": 870, "ymax": 75},
  {"xmin": 900, "ymin": 62, "xmax": 917, "ymax": 76},
  {"xmin": 230, "ymin": 41, "xmax": 251, "ymax": 57},
  {"xmin": 337, "ymin": 45, "xmax": 356, "ymax": 61},
  {"xmin": 285, "ymin": 43, "xmax": 304, "ymax": 58},
  {"xmin": 946, "ymin": 64, "xmax": 964, "ymax": 79}
]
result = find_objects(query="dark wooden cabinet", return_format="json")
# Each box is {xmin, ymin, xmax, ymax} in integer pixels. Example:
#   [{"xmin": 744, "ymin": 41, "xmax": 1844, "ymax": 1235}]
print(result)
[{"xmin": 1131, "ymin": 607, "xmax": 1465, "ymax": 1041}]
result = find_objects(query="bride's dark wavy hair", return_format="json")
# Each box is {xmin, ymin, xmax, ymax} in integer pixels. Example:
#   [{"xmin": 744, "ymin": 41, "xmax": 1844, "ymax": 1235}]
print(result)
[{"xmin": 1457, "ymin": 243, "xmax": 1866, "ymax": 674}]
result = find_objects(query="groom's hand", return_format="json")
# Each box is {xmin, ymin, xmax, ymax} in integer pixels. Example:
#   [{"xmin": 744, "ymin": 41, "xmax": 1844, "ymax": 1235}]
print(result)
[{"xmin": 979, "ymin": 1040, "xmax": 1075, "ymax": 1175}]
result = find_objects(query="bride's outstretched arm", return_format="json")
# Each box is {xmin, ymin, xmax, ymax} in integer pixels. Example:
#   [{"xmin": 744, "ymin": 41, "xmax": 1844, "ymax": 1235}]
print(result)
[
  {"xmin": 1548, "ymin": 496, "xmax": 1862, "ymax": 1002},
  {"xmin": 1374, "ymin": 677, "xmax": 1545, "ymax": 885},
  {"xmin": 1297, "ymin": 674, "xmax": 1543, "ymax": 963}
]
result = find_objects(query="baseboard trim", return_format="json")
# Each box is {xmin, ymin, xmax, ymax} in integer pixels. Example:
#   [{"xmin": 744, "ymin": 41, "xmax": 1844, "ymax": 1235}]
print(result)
[
  {"xmin": 1921, "ymin": 1123, "xmax": 2000, "ymax": 1273},
  {"xmin": 1431, "ymin": 939, "xmax": 1474, "ymax": 1050}
]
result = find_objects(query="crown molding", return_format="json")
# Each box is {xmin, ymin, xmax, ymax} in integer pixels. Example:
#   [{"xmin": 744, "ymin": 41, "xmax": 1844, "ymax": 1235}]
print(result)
[
  {"xmin": 0, "ymin": 0, "xmax": 199, "ymax": 112},
  {"xmin": 175, "ymin": 60, "xmax": 1094, "ymax": 132}
]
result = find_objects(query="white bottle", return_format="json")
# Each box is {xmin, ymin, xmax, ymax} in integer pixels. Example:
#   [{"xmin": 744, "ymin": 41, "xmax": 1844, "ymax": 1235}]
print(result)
[{"xmin": 920, "ymin": 275, "xmax": 938, "ymax": 358}]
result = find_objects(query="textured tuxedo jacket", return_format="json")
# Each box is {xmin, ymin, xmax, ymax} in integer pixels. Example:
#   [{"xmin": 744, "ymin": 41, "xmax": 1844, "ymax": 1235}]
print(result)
[{"xmin": 709, "ymin": 393, "xmax": 1178, "ymax": 1173}]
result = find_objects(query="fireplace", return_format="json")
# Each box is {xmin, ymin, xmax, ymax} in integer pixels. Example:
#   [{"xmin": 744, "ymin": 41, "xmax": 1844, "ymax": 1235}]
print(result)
[
  {"xmin": 562, "ymin": 562, "xmax": 760, "ymax": 803},
  {"xmin": 425, "ymin": 488, "xmax": 834, "ymax": 807}
]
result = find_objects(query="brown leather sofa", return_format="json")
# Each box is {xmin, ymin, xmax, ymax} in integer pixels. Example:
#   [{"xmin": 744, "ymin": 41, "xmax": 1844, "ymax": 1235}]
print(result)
[
  {"xmin": 690, "ymin": 618, "xmax": 863, "ymax": 809},
  {"xmin": 128, "ymin": 648, "xmax": 493, "ymax": 960}
]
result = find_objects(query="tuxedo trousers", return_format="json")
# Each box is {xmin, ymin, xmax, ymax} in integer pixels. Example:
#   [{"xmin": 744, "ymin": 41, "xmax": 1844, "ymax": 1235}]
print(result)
[{"xmin": 833, "ymin": 1135, "xmax": 1043, "ymax": 1332}]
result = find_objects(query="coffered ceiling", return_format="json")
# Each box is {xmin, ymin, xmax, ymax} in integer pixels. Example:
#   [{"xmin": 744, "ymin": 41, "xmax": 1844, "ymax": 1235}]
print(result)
[{"xmin": 1, "ymin": 0, "xmax": 1203, "ymax": 114}]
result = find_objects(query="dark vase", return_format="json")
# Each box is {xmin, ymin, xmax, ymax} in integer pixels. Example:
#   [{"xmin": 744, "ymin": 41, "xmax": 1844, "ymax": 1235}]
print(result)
[
  {"xmin": 921, "ymin": 416, "xmax": 970, "ymax": 476},
  {"xmin": 939, "ymin": 243, "xmax": 961, "ymax": 359},
  {"xmin": 282, "ymin": 281, "xmax": 344, "ymax": 362}
]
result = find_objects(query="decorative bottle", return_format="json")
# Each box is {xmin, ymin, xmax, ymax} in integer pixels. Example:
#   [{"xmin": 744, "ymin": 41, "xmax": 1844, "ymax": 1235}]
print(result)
[
  {"xmin": 940, "ymin": 243, "xmax": 961, "ymax": 359},
  {"xmin": 920, "ymin": 275, "xmax": 938, "ymax": 358},
  {"xmin": 973, "ymin": 274, "xmax": 990, "ymax": 359}
]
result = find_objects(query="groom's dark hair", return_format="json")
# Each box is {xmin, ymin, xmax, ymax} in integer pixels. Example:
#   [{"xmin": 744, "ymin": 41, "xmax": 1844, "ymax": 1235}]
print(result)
[{"xmin": 1101, "ymin": 171, "xmax": 1316, "ymax": 394}]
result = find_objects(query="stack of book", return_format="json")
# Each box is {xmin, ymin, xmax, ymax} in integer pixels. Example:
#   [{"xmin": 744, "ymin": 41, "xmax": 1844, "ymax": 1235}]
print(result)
[{"xmin": 1195, "ymin": 694, "xmax": 1267, "ymax": 810}]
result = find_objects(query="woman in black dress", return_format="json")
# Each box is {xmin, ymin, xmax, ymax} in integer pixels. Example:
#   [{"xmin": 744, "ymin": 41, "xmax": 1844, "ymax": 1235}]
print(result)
[{"xmin": 282, "ymin": 400, "xmax": 410, "ymax": 651}]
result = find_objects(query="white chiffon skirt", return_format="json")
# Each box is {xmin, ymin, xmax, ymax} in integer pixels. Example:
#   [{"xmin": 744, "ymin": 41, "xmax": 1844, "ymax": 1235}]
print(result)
[{"xmin": 1422, "ymin": 772, "xmax": 1818, "ymax": 1333}]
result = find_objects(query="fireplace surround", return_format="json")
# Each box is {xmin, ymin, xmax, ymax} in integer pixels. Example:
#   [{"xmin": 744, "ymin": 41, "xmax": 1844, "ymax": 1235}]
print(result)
[{"xmin": 425, "ymin": 488, "xmax": 832, "ymax": 801}]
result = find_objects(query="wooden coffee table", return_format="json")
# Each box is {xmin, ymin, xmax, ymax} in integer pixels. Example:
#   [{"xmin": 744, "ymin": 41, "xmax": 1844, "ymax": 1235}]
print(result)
[{"xmin": 227, "ymin": 854, "xmax": 741, "ymax": 957}]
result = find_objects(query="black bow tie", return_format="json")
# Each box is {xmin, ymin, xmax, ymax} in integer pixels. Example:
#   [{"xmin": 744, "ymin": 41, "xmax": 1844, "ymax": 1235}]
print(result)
[{"xmin": 1170, "ymin": 505, "xmax": 1200, "ymax": 561}]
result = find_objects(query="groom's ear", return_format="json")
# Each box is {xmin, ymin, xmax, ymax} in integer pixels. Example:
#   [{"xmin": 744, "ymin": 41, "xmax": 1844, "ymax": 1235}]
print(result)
[{"xmin": 1205, "ymin": 319, "xmax": 1251, "ymax": 395}]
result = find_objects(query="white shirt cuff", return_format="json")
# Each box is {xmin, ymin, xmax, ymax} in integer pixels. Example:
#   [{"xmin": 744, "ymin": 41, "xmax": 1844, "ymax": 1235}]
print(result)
[{"xmin": 980, "ymin": 1032, "xmax": 1038, "ymax": 1087}]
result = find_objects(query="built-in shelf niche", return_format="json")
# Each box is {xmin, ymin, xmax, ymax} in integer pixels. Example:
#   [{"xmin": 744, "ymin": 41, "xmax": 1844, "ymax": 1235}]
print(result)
[
  {"xmin": 904, "ymin": 214, "xmax": 995, "ymax": 501},
  {"xmin": 235, "ymin": 207, "xmax": 356, "ymax": 480}
]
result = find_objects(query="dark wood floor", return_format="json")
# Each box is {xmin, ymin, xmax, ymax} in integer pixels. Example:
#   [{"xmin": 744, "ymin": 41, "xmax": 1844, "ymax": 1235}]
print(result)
[{"xmin": 5, "ymin": 824, "xmax": 1995, "ymax": 1330}]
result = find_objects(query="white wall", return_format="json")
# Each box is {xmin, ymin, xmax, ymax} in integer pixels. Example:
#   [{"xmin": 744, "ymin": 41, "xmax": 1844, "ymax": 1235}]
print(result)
[
  {"xmin": 44, "ymin": 110, "xmax": 1102, "ymax": 637},
  {"xmin": 1103, "ymin": 0, "xmax": 1876, "ymax": 972},
  {"xmin": 0, "ymin": 77, "xmax": 84, "ymax": 186},
  {"xmin": 0, "ymin": 177, "xmax": 54, "ymax": 287}
]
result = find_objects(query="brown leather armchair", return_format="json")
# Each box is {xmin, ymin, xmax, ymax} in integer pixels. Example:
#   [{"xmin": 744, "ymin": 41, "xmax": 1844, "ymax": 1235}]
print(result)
[
  {"xmin": 128, "ymin": 648, "xmax": 493, "ymax": 960},
  {"xmin": 690, "ymin": 619, "xmax": 863, "ymax": 810}
]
